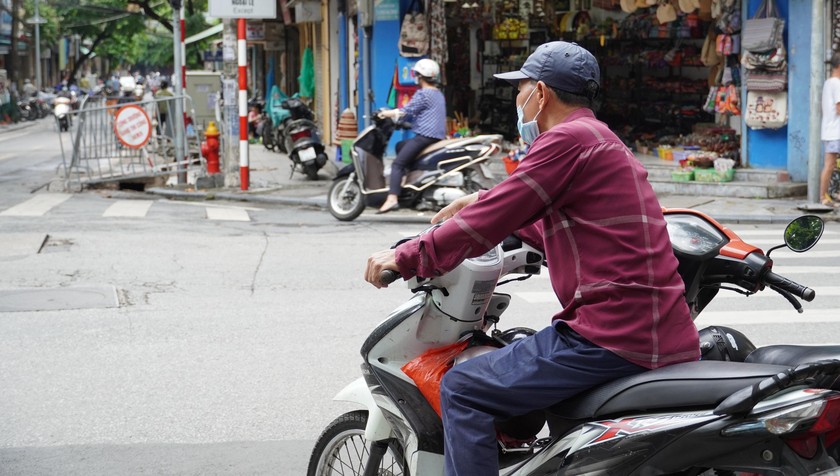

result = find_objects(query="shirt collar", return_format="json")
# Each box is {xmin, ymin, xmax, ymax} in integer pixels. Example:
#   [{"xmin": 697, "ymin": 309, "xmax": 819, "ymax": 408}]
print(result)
[{"xmin": 561, "ymin": 108, "xmax": 596, "ymax": 124}]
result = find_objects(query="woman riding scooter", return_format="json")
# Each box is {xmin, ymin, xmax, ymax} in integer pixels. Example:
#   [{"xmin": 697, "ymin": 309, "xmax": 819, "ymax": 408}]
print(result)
[{"xmin": 376, "ymin": 59, "xmax": 447, "ymax": 214}]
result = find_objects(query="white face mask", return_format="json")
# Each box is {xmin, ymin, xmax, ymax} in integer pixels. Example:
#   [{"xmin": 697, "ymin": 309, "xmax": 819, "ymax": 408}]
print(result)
[{"xmin": 516, "ymin": 86, "xmax": 541, "ymax": 145}]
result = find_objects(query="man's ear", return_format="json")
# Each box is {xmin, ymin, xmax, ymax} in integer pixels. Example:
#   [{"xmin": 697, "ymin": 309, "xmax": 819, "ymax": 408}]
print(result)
[{"xmin": 536, "ymin": 81, "xmax": 550, "ymax": 107}]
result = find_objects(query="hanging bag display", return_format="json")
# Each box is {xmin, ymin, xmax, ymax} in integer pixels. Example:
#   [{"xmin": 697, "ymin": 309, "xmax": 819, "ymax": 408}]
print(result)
[
  {"xmin": 399, "ymin": 0, "xmax": 429, "ymax": 58},
  {"xmin": 742, "ymin": 0, "xmax": 785, "ymax": 52},
  {"xmin": 745, "ymin": 90, "xmax": 787, "ymax": 129}
]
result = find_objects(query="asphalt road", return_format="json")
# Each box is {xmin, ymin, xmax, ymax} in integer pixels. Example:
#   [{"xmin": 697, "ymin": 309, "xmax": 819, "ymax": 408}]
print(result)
[{"xmin": 1, "ymin": 121, "xmax": 839, "ymax": 475}]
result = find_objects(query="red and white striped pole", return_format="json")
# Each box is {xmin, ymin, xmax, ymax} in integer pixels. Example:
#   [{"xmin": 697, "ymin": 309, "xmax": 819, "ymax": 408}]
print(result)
[
  {"xmin": 237, "ymin": 18, "xmax": 249, "ymax": 190},
  {"xmin": 180, "ymin": 6, "xmax": 187, "ymax": 127}
]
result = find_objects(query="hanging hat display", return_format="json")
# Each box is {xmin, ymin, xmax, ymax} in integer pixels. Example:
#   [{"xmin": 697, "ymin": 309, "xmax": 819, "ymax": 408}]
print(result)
[
  {"xmin": 656, "ymin": 2, "xmax": 677, "ymax": 23},
  {"xmin": 679, "ymin": 0, "xmax": 696, "ymax": 13},
  {"xmin": 621, "ymin": 0, "xmax": 638, "ymax": 13}
]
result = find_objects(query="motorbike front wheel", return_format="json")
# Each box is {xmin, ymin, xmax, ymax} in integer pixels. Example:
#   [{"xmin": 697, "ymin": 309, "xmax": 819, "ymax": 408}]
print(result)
[
  {"xmin": 328, "ymin": 177, "xmax": 366, "ymax": 221},
  {"xmin": 307, "ymin": 410, "xmax": 407, "ymax": 476}
]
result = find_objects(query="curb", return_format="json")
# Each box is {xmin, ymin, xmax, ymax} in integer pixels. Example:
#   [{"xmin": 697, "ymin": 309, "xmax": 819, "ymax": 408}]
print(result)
[
  {"xmin": 0, "ymin": 120, "xmax": 42, "ymax": 133},
  {"xmin": 145, "ymin": 186, "xmax": 834, "ymax": 225}
]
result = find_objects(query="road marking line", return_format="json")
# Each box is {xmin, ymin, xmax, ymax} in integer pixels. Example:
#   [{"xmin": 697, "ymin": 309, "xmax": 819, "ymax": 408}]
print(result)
[
  {"xmin": 773, "ymin": 266, "xmax": 840, "ymax": 274},
  {"xmin": 735, "ymin": 229, "xmax": 839, "ymax": 236},
  {"xmin": 0, "ymin": 193, "xmax": 72, "ymax": 216},
  {"xmin": 158, "ymin": 199, "xmax": 263, "ymax": 212},
  {"xmin": 695, "ymin": 308, "xmax": 840, "ymax": 325},
  {"xmin": 102, "ymin": 200, "xmax": 153, "ymax": 217},
  {"xmin": 0, "ymin": 130, "xmax": 32, "ymax": 143},
  {"xmin": 514, "ymin": 292, "xmax": 557, "ymax": 304},
  {"xmin": 513, "ymin": 286, "xmax": 840, "ymax": 306},
  {"xmin": 769, "ymin": 249, "xmax": 840, "ymax": 259},
  {"xmin": 206, "ymin": 207, "xmax": 250, "ymax": 221}
]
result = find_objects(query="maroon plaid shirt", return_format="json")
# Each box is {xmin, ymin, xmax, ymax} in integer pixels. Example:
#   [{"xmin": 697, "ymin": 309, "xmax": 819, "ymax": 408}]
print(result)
[{"xmin": 395, "ymin": 108, "xmax": 699, "ymax": 369}]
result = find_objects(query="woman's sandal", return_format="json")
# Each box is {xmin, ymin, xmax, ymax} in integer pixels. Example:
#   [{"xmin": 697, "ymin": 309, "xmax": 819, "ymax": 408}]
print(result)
[{"xmin": 822, "ymin": 193, "xmax": 840, "ymax": 208}]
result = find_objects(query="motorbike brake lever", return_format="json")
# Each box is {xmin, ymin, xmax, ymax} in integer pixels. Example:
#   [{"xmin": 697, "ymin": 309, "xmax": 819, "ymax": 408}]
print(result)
[{"xmin": 769, "ymin": 284, "xmax": 803, "ymax": 313}]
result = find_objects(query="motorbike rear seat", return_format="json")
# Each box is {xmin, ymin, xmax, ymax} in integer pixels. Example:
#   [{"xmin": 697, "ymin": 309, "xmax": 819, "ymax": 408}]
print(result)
[
  {"xmin": 418, "ymin": 136, "xmax": 497, "ymax": 157},
  {"xmin": 745, "ymin": 345, "xmax": 840, "ymax": 367},
  {"xmin": 547, "ymin": 361, "xmax": 790, "ymax": 420}
]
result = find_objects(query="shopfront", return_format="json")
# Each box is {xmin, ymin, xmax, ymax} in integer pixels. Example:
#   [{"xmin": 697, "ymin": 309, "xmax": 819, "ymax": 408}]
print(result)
[{"xmin": 352, "ymin": 0, "xmax": 828, "ymax": 185}]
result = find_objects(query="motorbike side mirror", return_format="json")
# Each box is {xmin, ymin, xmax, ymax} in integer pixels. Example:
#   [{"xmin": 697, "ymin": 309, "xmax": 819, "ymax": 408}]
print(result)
[
  {"xmin": 766, "ymin": 215, "xmax": 825, "ymax": 257},
  {"xmin": 783, "ymin": 215, "xmax": 824, "ymax": 252}
]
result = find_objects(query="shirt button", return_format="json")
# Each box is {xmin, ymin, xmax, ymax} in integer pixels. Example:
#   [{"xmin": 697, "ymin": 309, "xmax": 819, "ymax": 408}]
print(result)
[{"xmin": 410, "ymin": 268, "xmax": 417, "ymax": 274}]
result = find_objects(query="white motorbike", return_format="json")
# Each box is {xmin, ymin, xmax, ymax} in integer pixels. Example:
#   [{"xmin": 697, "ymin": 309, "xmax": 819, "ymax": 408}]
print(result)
[
  {"xmin": 307, "ymin": 212, "xmax": 840, "ymax": 475},
  {"xmin": 53, "ymin": 96, "xmax": 72, "ymax": 132}
]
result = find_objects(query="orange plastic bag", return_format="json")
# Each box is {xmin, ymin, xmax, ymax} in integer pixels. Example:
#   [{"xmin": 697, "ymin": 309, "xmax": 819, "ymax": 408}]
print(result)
[{"xmin": 401, "ymin": 340, "xmax": 469, "ymax": 416}]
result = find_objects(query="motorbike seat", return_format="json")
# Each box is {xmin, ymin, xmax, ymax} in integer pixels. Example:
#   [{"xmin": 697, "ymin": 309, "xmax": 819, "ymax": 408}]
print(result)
[
  {"xmin": 417, "ymin": 138, "xmax": 464, "ymax": 157},
  {"xmin": 745, "ymin": 345, "xmax": 840, "ymax": 367},
  {"xmin": 417, "ymin": 135, "xmax": 500, "ymax": 159},
  {"xmin": 547, "ymin": 361, "xmax": 790, "ymax": 420}
]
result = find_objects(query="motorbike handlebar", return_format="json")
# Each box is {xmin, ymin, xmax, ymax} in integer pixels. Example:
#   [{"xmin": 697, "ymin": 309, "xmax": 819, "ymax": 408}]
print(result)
[
  {"xmin": 380, "ymin": 269, "xmax": 401, "ymax": 286},
  {"xmin": 764, "ymin": 271, "xmax": 816, "ymax": 302}
]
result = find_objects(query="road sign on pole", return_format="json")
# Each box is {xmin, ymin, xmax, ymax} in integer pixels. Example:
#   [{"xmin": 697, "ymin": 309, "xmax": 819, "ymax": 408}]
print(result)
[{"xmin": 208, "ymin": 0, "xmax": 276, "ymax": 19}]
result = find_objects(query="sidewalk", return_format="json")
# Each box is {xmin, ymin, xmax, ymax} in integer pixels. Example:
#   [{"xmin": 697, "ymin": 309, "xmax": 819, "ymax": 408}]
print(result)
[{"xmin": 145, "ymin": 141, "xmax": 839, "ymax": 225}]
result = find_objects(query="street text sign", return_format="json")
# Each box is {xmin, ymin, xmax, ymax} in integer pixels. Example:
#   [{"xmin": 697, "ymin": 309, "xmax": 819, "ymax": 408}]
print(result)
[
  {"xmin": 114, "ymin": 105, "xmax": 152, "ymax": 149},
  {"xmin": 208, "ymin": 0, "xmax": 276, "ymax": 19}
]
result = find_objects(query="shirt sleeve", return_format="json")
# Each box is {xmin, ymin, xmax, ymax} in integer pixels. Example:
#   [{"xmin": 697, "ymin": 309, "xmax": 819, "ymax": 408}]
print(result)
[
  {"xmin": 399, "ymin": 89, "xmax": 427, "ymax": 121},
  {"xmin": 832, "ymin": 80, "xmax": 840, "ymax": 108},
  {"xmin": 395, "ymin": 128, "xmax": 583, "ymax": 278}
]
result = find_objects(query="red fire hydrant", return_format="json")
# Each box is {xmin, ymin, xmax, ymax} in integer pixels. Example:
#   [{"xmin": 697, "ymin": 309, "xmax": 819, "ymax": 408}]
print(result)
[{"xmin": 201, "ymin": 121, "xmax": 221, "ymax": 174}]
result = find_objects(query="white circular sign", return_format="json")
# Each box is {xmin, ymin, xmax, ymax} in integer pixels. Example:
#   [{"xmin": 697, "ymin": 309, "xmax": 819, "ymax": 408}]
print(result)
[{"xmin": 114, "ymin": 105, "xmax": 152, "ymax": 149}]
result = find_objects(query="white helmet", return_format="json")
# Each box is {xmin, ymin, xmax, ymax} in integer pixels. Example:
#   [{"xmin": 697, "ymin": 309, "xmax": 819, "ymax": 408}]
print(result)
[{"xmin": 412, "ymin": 59, "xmax": 440, "ymax": 82}]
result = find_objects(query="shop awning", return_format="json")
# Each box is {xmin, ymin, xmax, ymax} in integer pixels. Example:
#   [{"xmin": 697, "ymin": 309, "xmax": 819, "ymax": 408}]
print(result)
[{"xmin": 185, "ymin": 23, "xmax": 223, "ymax": 45}]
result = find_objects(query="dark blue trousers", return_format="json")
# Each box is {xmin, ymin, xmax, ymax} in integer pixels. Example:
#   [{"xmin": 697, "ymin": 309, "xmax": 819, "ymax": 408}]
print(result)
[
  {"xmin": 389, "ymin": 135, "xmax": 439, "ymax": 195},
  {"xmin": 440, "ymin": 324, "xmax": 647, "ymax": 476}
]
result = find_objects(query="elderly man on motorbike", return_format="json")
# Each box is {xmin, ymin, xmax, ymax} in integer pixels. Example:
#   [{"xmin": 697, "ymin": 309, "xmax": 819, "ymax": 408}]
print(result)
[{"xmin": 364, "ymin": 41, "xmax": 700, "ymax": 476}]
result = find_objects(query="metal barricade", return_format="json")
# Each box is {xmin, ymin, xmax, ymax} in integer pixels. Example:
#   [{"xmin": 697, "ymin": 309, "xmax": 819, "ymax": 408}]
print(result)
[{"xmin": 56, "ymin": 94, "xmax": 203, "ymax": 190}]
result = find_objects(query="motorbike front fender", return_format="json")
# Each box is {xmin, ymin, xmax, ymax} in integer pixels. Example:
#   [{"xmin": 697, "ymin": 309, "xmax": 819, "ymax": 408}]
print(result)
[
  {"xmin": 334, "ymin": 377, "xmax": 393, "ymax": 441},
  {"xmin": 334, "ymin": 163, "xmax": 356, "ymax": 179}
]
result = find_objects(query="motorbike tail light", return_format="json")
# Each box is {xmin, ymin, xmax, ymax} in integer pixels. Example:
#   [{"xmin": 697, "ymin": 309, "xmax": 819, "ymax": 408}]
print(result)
[
  {"xmin": 763, "ymin": 399, "xmax": 826, "ymax": 435},
  {"xmin": 782, "ymin": 395, "xmax": 840, "ymax": 459},
  {"xmin": 722, "ymin": 399, "xmax": 826, "ymax": 437},
  {"xmin": 291, "ymin": 129, "xmax": 311, "ymax": 142}
]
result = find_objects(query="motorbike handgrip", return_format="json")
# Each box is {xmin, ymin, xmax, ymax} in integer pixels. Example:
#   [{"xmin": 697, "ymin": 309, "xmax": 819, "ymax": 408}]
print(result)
[
  {"xmin": 764, "ymin": 271, "xmax": 816, "ymax": 302},
  {"xmin": 380, "ymin": 269, "xmax": 401, "ymax": 286}
]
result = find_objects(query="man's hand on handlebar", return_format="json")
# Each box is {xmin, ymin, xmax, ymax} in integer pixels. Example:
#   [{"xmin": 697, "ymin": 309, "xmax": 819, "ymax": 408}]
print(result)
[
  {"xmin": 365, "ymin": 249, "xmax": 399, "ymax": 289},
  {"xmin": 431, "ymin": 192, "xmax": 479, "ymax": 224}
]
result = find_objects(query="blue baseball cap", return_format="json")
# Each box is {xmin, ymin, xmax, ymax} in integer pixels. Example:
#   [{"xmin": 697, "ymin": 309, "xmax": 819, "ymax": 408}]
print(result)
[{"xmin": 494, "ymin": 41, "xmax": 600, "ymax": 95}]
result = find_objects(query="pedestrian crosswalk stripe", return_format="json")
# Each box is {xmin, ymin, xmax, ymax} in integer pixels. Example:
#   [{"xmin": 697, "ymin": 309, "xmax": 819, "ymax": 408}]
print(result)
[
  {"xmin": 770, "ymin": 249, "xmax": 840, "ymax": 259},
  {"xmin": 695, "ymin": 308, "xmax": 840, "ymax": 325},
  {"xmin": 102, "ymin": 200, "xmax": 153, "ymax": 217},
  {"xmin": 773, "ymin": 266, "xmax": 840, "ymax": 274},
  {"xmin": 0, "ymin": 193, "xmax": 72, "ymax": 216},
  {"xmin": 735, "ymin": 229, "xmax": 839, "ymax": 236},
  {"xmin": 511, "ymin": 286, "xmax": 840, "ymax": 306},
  {"xmin": 206, "ymin": 207, "xmax": 250, "ymax": 221},
  {"xmin": 748, "ymin": 239, "xmax": 840, "ymax": 247}
]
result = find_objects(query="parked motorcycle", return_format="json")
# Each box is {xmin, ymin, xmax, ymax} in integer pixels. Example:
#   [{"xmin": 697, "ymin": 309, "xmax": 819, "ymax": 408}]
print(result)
[
  {"xmin": 261, "ymin": 87, "xmax": 292, "ymax": 153},
  {"xmin": 327, "ymin": 112, "xmax": 501, "ymax": 221},
  {"xmin": 279, "ymin": 97, "xmax": 328, "ymax": 180},
  {"xmin": 307, "ymin": 212, "xmax": 840, "ymax": 475}
]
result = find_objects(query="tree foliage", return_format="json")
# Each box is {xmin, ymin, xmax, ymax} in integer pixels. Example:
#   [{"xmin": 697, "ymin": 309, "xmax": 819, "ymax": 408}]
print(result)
[{"xmin": 50, "ymin": 0, "xmax": 213, "ymax": 80}]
